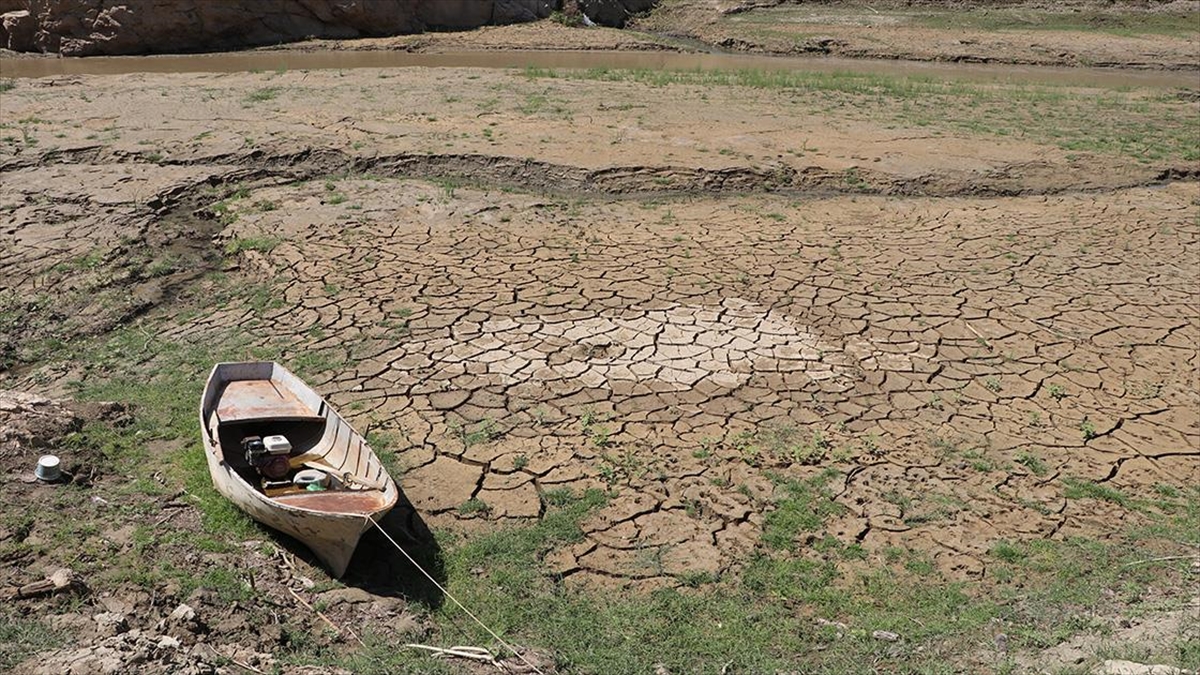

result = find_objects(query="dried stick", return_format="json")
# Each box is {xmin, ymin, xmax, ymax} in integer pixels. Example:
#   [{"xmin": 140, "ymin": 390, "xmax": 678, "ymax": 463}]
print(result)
[{"xmin": 286, "ymin": 587, "xmax": 366, "ymax": 647}]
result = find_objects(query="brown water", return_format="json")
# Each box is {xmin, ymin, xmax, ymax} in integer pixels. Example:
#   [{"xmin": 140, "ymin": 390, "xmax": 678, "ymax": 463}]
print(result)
[{"xmin": 1, "ymin": 49, "xmax": 1195, "ymax": 88}]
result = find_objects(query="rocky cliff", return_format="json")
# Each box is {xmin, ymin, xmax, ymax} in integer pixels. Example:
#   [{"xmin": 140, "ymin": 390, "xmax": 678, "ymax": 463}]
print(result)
[{"xmin": 0, "ymin": 0, "xmax": 657, "ymax": 56}]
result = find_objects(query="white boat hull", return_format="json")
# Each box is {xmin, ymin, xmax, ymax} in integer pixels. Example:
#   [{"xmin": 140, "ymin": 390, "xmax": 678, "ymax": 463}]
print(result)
[{"xmin": 200, "ymin": 362, "xmax": 398, "ymax": 577}]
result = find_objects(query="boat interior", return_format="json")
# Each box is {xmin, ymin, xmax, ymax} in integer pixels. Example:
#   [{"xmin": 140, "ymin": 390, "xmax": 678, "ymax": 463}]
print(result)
[
  {"xmin": 205, "ymin": 366, "xmax": 393, "ymax": 515},
  {"xmin": 216, "ymin": 419, "xmax": 326, "ymax": 474}
]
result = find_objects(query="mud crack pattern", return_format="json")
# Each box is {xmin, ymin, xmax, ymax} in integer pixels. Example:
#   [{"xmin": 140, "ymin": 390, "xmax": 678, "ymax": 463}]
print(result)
[
  {"xmin": 3, "ymin": 157, "xmax": 1197, "ymax": 589},
  {"xmin": 102, "ymin": 175, "xmax": 1191, "ymax": 589}
]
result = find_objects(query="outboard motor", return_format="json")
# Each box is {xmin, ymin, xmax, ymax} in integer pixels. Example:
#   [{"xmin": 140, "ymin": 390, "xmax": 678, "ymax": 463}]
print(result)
[{"xmin": 242, "ymin": 435, "xmax": 291, "ymax": 480}]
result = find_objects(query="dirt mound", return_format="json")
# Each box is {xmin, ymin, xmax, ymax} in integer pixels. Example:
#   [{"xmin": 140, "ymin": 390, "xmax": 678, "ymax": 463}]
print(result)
[{"xmin": 0, "ymin": 391, "xmax": 81, "ymax": 457}]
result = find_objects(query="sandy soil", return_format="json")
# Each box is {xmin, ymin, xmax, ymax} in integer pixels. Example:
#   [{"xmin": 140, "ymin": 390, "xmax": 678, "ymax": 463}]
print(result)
[{"xmin": 1, "ymin": 54, "xmax": 1197, "ymax": 673}]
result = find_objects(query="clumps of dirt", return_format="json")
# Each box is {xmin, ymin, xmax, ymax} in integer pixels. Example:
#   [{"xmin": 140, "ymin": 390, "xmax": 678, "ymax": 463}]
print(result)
[
  {"xmin": 14, "ymin": 628, "xmax": 288, "ymax": 675},
  {"xmin": 0, "ymin": 389, "xmax": 131, "ymax": 486},
  {"xmin": 8, "ymin": 542, "xmax": 419, "ymax": 673},
  {"xmin": 0, "ymin": 391, "xmax": 83, "ymax": 458}
]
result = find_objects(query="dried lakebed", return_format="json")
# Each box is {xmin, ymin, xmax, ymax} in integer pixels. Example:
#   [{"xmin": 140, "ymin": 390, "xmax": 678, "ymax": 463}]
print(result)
[{"xmin": 1, "ymin": 63, "xmax": 1197, "ymax": 672}]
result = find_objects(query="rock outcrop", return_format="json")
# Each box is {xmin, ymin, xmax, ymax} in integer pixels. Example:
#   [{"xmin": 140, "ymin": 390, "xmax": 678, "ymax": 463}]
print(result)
[{"xmin": 0, "ymin": 0, "xmax": 657, "ymax": 56}]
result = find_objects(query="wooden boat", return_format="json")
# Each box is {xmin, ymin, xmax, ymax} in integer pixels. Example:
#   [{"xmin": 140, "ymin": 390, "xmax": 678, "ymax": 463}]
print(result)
[{"xmin": 200, "ymin": 362, "xmax": 398, "ymax": 577}]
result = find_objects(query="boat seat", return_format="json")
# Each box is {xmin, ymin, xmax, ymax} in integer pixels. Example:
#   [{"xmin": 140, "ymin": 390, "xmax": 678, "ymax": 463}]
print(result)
[
  {"xmin": 217, "ymin": 380, "xmax": 321, "ymax": 422},
  {"xmin": 273, "ymin": 490, "xmax": 390, "ymax": 515}
]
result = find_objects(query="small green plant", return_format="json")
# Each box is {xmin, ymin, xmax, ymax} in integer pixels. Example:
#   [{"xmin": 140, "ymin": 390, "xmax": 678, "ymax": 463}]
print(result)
[
  {"xmin": 1129, "ymin": 381, "xmax": 1165, "ymax": 399},
  {"xmin": 1080, "ymin": 417, "xmax": 1097, "ymax": 440},
  {"xmin": 458, "ymin": 498, "xmax": 490, "ymax": 516},
  {"xmin": 549, "ymin": 10, "xmax": 583, "ymax": 27},
  {"xmin": 1155, "ymin": 483, "xmax": 1181, "ymax": 499},
  {"xmin": 1047, "ymin": 383, "xmax": 1067, "ymax": 400},
  {"xmin": 144, "ymin": 256, "xmax": 177, "ymax": 278},
  {"xmin": 223, "ymin": 236, "xmax": 279, "ymax": 255},
  {"xmin": 983, "ymin": 376, "xmax": 1002, "ymax": 392},
  {"xmin": 1063, "ymin": 477, "xmax": 1128, "ymax": 506},
  {"xmin": 244, "ymin": 87, "xmax": 281, "ymax": 104},
  {"xmin": 453, "ymin": 418, "xmax": 500, "ymax": 449},
  {"xmin": 843, "ymin": 167, "xmax": 867, "ymax": 189},
  {"xmin": 590, "ymin": 426, "xmax": 612, "ymax": 448},
  {"xmin": 513, "ymin": 455, "xmax": 529, "ymax": 471},
  {"xmin": 678, "ymin": 571, "xmax": 717, "ymax": 588},
  {"xmin": 1015, "ymin": 450, "xmax": 1048, "ymax": 476}
]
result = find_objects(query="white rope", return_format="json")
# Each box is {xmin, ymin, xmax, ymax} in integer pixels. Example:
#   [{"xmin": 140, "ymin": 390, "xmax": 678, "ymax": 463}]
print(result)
[{"xmin": 365, "ymin": 516, "xmax": 546, "ymax": 675}]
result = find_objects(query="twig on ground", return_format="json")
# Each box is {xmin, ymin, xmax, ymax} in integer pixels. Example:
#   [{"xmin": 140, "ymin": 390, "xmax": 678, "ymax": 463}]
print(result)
[
  {"xmin": 154, "ymin": 509, "xmax": 183, "ymax": 527},
  {"xmin": 286, "ymin": 587, "xmax": 367, "ymax": 647},
  {"xmin": 1122, "ymin": 555, "xmax": 1198, "ymax": 568},
  {"xmin": 962, "ymin": 321, "xmax": 993, "ymax": 351},
  {"xmin": 228, "ymin": 657, "xmax": 266, "ymax": 674},
  {"xmin": 1023, "ymin": 315, "xmax": 1082, "ymax": 342},
  {"xmin": 405, "ymin": 643, "xmax": 498, "ymax": 663}
]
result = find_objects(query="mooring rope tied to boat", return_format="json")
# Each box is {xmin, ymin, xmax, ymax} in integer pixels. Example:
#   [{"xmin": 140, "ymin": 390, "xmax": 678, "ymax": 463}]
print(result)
[{"xmin": 365, "ymin": 516, "xmax": 546, "ymax": 675}]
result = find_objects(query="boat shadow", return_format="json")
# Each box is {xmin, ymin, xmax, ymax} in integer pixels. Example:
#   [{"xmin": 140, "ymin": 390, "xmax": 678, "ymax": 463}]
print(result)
[{"xmin": 341, "ymin": 493, "xmax": 447, "ymax": 609}]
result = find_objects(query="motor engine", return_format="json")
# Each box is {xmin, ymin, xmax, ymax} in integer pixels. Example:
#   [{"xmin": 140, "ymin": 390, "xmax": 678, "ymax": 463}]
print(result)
[{"xmin": 242, "ymin": 435, "xmax": 291, "ymax": 480}]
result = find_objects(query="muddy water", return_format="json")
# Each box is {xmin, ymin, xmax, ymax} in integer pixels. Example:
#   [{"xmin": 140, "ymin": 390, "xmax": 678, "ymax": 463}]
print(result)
[{"xmin": 2, "ymin": 49, "xmax": 1195, "ymax": 88}]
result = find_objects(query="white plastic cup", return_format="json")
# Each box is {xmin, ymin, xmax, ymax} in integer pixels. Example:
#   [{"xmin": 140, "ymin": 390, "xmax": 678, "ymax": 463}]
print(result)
[{"xmin": 35, "ymin": 455, "xmax": 62, "ymax": 482}]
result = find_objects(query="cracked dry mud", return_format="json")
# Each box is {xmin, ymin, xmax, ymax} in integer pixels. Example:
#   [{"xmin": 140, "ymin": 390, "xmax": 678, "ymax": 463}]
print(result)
[{"xmin": 2, "ymin": 66, "xmax": 1198, "ymax": 592}]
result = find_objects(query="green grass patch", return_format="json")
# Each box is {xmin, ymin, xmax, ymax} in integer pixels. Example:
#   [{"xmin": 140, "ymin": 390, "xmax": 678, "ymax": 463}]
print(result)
[
  {"xmin": 223, "ymin": 236, "xmax": 280, "ymax": 255},
  {"xmin": 761, "ymin": 469, "xmax": 844, "ymax": 549},
  {"xmin": 0, "ymin": 611, "xmax": 60, "ymax": 672},
  {"xmin": 287, "ymin": 485, "xmax": 1200, "ymax": 673},
  {"xmin": 57, "ymin": 308, "xmax": 290, "ymax": 538},
  {"xmin": 1063, "ymin": 477, "xmax": 1129, "ymax": 507}
]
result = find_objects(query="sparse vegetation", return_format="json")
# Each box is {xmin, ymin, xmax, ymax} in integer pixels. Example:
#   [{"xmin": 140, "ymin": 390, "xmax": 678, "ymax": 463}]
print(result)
[
  {"xmin": 1064, "ymin": 477, "xmax": 1129, "ymax": 507},
  {"xmin": 244, "ymin": 86, "xmax": 282, "ymax": 104},
  {"xmin": 1015, "ymin": 449, "xmax": 1048, "ymax": 476},
  {"xmin": 522, "ymin": 66, "xmax": 1199, "ymax": 163},
  {"xmin": 457, "ymin": 498, "xmax": 491, "ymax": 515},
  {"xmin": 223, "ymin": 236, "xmax": 280, "ymax": 255}
]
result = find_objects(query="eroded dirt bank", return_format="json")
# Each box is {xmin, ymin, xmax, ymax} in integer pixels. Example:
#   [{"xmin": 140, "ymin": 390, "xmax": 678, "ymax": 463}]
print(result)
[
  {"xmin": 2, "ymin": 63, "xmax": 1198, "ymax": 673},
  {"xmin": 0, "ymin": 0, "xmax": 657, "ymax": 55}
]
